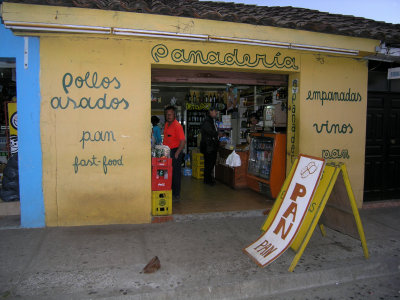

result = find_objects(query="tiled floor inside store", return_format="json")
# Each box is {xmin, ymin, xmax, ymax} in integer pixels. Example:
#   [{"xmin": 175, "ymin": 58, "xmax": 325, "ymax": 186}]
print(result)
[{"xmin": 174, "ymin": 176, "xmax": 274, "ymax": 215}]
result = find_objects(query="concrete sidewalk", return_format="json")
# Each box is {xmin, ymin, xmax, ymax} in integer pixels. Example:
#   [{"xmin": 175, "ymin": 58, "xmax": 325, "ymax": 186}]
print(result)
[{"xmin": 0, "ymin": 207, "xmax": 399, "ymax": 300}]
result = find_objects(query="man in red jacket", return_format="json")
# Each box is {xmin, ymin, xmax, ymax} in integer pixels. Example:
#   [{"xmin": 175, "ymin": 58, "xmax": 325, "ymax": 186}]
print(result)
[{"xmin": 163, "ymin": 106, "xmax": 186, "ymax": 202}]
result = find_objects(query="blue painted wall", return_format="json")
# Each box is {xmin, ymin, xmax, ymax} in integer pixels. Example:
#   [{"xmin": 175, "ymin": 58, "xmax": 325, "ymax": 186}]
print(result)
[{"xmin": 0, "ymin": 23, "xmax": 44, "ymax": 227}]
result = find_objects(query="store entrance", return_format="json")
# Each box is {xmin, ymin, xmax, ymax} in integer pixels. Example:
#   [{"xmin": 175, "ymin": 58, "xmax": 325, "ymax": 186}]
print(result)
[{"xmin": 151, "ymin": 68, "xmax": 288, "ymax": 215}]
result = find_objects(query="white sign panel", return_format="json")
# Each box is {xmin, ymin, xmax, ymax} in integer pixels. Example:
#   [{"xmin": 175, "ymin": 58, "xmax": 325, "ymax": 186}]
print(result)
[{"xmin": 244, "ymin": 155, "xmax": 325, "ymax": 267}]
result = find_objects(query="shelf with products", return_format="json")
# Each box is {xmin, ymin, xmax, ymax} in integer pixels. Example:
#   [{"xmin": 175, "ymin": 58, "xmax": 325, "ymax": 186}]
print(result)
[
  {"xmin": 186, "ymin": 124, "xmax": 201, "ymax": 148},
  {"xmin": 186, "ymin": 110, "xmax": 207, "ymax": 123},
  {"xmin": 236, "ymin": 93, "xmax": 288, "ymax": 144},
  {"xmin": 185, "ymin": 109, "xmax": 207, "ymax": 150},
  {"xmin": 185, "ymin": 90, "xmax": 226, "ymax": 109},
  {"xmin": 218, "ymin": 128, "xmax": 232, "ymax": 131},
  {"xmin": 184, "ymin": 88, "xmax": 228, "ymax": 153}
]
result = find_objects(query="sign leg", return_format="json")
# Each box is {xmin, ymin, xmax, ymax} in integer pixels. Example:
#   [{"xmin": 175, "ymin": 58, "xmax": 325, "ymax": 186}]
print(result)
[
  {"xmin": 340, "ymin": 164, "xmax": 369, "ymax": 259},
  {"xmin": 318, "ymin": 223, "xmax": 326, "ymax": 237}
]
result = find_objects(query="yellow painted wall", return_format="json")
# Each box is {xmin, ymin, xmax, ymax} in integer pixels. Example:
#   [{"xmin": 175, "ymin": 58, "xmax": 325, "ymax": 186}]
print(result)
[
  {"xmin": 39, "ymin": 34, "xmax": 368, "ymax": 226},
  {"xmin": 41, "ymin": 36, "xmax": 152, "ymax": 226},
  {"xmin": 298, "ymin": 54, "xmax": 368, "ymax": 207}
]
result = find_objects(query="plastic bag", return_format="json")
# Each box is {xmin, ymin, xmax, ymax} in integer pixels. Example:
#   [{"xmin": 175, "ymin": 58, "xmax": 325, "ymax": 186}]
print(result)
[
  {"xmin": 0, "ymin": 154, "xmax": 19, "ymax": 202},
  {"xmin": 153, "ymin": 145, "xmax": 171, "ymax": 158},
  {"xmin": 226, "ymin": 150, "xmax": 241, "ymax": 167}
]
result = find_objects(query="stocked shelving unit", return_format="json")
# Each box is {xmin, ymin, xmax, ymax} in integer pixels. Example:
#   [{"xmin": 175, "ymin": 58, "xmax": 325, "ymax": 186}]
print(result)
[
  {"xmin": 185, "ymin": 108, "xmax": 208, "ymax": 150},
  {"xmin": 235, "ymin": 86, "xmax": 288, "ymax": 144}
]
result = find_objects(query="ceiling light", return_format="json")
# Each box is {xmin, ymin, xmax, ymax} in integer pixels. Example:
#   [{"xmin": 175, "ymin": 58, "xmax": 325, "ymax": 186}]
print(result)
[{"xmin": 4, "ymin": 21, "xmax": 111, "ymax": 34}]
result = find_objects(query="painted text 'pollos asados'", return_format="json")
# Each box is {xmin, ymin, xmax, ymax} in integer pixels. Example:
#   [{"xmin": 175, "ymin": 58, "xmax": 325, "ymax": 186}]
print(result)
[{"xmin": 50, "ymin": 72, "xmax": 129, "ymax": 110}]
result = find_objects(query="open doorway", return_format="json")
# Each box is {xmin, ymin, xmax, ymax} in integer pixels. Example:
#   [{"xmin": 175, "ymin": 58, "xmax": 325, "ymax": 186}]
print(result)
[
  {"xmin": 151, "ymin": 68, "xmax": 288, "ymax": 215},
  {"xmin": 0, "ymin": 58, "xmax": 20, "ymax": 226}
]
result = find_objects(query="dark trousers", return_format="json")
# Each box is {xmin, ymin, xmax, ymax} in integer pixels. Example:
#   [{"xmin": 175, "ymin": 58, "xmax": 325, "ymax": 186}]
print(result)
[
  {"xmin": 170, "ymin": 148, "xmax": 183, "ymax": 197},
  {"xmin": 204, "ymin": 151, "xmax": 217, "ymax": 184}
]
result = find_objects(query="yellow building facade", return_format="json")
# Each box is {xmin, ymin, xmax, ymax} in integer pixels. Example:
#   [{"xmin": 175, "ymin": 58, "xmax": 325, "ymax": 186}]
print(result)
[{"xmin": 1, "ymin": 3, "xmax": 379, "ymax": 226}]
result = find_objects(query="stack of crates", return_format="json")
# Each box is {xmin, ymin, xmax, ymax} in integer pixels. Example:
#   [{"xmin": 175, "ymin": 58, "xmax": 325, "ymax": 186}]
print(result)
[
  {"xmin": 192, "ymin": 153, "xmax": 204, "ymax": 179},
  {"xmin": 151, "ymin": 157, "xmax": 173, "ymax": 216}
]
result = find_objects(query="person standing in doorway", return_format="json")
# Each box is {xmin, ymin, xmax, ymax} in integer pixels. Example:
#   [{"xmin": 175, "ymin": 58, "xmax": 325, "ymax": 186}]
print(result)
[
  {"xmin": 200, "ymin": 107, "xmax": 219, "ymax": 186},
  {"xmin": 163, "ymin": 106, "xmax": 186, "ymax": 202}
]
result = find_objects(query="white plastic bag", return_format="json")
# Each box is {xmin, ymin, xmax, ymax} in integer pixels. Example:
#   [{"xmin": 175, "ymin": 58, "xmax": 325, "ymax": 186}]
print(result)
[{"xmin": 226, "ymin": 150, "xmax": 241, "ymax": 167}]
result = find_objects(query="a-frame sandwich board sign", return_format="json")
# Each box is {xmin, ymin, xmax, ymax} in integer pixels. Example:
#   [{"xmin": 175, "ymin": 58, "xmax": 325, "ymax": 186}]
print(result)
[
  {"xmin": 244, "ymin": 155, "xmax": 325, "ymax": 268},
  {"xmin": 245, "ymin": 154, "xmax": 369, "ymax": 271}
]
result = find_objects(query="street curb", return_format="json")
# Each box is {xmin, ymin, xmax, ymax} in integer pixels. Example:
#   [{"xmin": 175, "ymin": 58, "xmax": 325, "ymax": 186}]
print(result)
[{"xmin": 75, "ymin": 256, "xmax": 400, "ymax": 300}]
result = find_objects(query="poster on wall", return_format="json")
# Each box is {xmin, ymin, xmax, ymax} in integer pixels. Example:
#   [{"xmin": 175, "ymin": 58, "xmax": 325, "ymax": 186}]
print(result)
[
  {"xmin": 243, "ymin": 155, "xmax": 325, "ymax": 267},
  {"xmin": 7, "ymin": 102, "xmax": 18, "ymax": 154}
]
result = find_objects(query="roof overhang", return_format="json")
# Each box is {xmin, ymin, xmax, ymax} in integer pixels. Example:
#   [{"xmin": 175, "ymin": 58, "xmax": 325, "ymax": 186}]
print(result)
[{"xmin": 1, "ymin": 2, "xmax": 381, "ymax": 57}]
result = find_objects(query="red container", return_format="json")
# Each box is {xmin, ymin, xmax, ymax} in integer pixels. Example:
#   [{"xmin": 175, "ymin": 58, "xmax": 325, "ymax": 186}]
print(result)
[
  {"xmin": 152, "ymin": 157, "xmax": 172, "ymax": 167},
  {"xmin": 151, "ymin": 165, "xmax": 173, "ymax": 191}
]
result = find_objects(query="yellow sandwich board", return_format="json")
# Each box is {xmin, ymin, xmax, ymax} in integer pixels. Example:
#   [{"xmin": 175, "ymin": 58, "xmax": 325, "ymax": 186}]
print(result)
[
  {"xmin": 244, "ymin": 155, "xmax": 325, "ymax": 267},
  {"xmin": 248, "ymin": 155, "xmax": 369, "ymax": 272}
]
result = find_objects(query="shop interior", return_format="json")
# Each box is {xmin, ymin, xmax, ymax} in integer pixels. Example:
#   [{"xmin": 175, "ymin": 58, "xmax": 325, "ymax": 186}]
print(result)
[{"xmin": 151, "ymin": 68, "xmax": 289, "ymax": 215}]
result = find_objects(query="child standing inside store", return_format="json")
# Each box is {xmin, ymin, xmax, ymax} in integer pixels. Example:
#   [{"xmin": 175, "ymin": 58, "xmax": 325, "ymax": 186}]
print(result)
[{"xmin": 151, "ymin": 116, "xmax": 162, "ymax": 145}]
